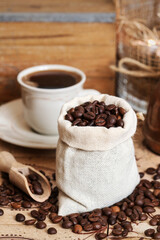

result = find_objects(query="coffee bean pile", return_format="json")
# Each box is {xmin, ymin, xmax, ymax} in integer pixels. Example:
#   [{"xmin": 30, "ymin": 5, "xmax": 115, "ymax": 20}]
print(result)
[
  {"xmin": 26, "ymin": 173, "xmax": 44, "ymax": 195},
  {"xmin": 0, "ymin": 165, "xmax": 160, "ymax": 239},
  {"xmin": 65, "ymin": 101, "xmax": 126, "ymax": 128}
]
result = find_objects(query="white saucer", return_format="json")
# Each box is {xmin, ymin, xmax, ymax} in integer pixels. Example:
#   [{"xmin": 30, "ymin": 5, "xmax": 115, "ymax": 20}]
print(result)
[{"xmin": 0, "ymin": 99, "xmax": 58, "ymax": 149}]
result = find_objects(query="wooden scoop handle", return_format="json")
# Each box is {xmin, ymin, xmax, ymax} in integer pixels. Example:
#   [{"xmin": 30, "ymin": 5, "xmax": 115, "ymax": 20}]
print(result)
[{"xmin": 0, "ymin": 151, "xmax": 23, "ymax": 173}]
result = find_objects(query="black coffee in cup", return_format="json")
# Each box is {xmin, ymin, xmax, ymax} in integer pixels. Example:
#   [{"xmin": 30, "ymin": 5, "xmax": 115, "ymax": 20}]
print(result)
[{"xmin": 22, "ymin": 70, "xmax": 81, "ymax": 89}]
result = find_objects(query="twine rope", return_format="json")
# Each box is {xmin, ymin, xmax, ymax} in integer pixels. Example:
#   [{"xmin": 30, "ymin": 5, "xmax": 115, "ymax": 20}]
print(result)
[
  {"xmin": 110, "ymin": 57, "xmax": 160, "ymax": 77},
  {"xmin": 111, "ymin": 18, "xmax": 160, "ymax": 77}
]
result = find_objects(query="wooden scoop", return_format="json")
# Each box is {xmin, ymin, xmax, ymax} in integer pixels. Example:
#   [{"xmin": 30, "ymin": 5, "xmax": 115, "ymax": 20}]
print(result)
[{"xmin": 0, "ymin": 151, "xmax": 51, "ymax": 202}]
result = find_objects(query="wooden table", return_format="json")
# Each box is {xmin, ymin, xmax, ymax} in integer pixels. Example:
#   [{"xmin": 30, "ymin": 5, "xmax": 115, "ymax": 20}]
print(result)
[{"xmin": 0, "ymin": 119, "xmax": 159, "ymax": 240}]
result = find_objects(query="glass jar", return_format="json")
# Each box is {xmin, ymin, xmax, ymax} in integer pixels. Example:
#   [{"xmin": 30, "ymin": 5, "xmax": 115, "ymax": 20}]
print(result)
[{"xmin": 115, "ymin": 0, "xmax": 160, "ymax": 113}]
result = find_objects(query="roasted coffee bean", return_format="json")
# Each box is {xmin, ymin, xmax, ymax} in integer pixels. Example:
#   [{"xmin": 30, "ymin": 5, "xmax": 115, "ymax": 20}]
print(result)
[
  {"xmin": 32, "ymin": 182, "xmax": 43, "ymax": 195},
  {"xmin": 80, "ymin": 218, "xmax": 88, "ymax": 226},
  {"xmin": 25, "ymin": 219, "xmax": 36, "ymax": 225},
  {"xmin": 70, "ymin": 217, "xmax": 78, "ymax": 225},
  {"xmin": 51, "ymin": 215, "xmax": 62, "ymax": 223},
  {"xmin": 21, "ymin": 201, "xmax": 32, "ymax": 208},
  {"xmin": 65, "ymin": 101, "xmax": 126, "ymax": 128},
  {"xmin": 28, "ymin": 174, "xmax": 38, "ymax": 181},
  {"xmin": 103, "ymin": 207, "xmax": 112, "ymax": 216},
  {"xmin": 37, "ymin": 213, "xmax": 46, "ymax": 221},
  {"xmin": 35, "ymin": 221, "xmax": 46, "ymax": 229},
  {"xmin": 121, "ymin": 221, "xmax": 133, "ymax": 232},
  {"xmin": 117, "ymin": 119, "xmax": 124, "ymax": 127},
  {"xmin": 72, "ymin": 118, "xmax": 82, "ymax": 126},
  {"xmin": 83, "ymin": 223, "xmax": 93, "ymax": 231},
  {"xmin": 154, "ymin": 174, "xmax": 160, "ymax": 180},
  {"xmin": 146, "ymin": 167, "xmax": 156, "ymax": 175},
  {"xmin": 139, "ymin": 172, "xmax": 144, "ymax": 178},
  {"xmin": 31, "ymin": 210, "xmax": 39, "ymax": 219},
  {"xmin": 121, "ymin": 202, "xmax": 128, "ymax": 211},
  {"xmin": 154, "ymin": 189, "xmax": 160, "ymax": 197},
  {"xmin": 143, "ymin": 206, "xmax": 156, "ymax": 213},
  {"xmin": 62, "ymin": 220, "xmax": 73, "ymax": 229},
  {"xmin": 111, "ymin": 206, "xmax": 120, "ymax": 213},
  {"xmin": 108, "ymin": 216, "xmax": 117, "ymax": 225},
  {"xmin": 149, "ymin": 217, "xmax": 158, "ymax": 226},
  {"xmin": 15, "ymin": 213, "xmax": 25, "ymax": 222},
  {"xmin": 95, "ymin": 232, "xmax": 107, "ymax": 240},
  {"xmin": 125, "ymin": 208, "xmax": 132, "ymax": 217},
  {"xmin": 65, "ymin": 113, "xmax": 74, "ymax": 122},
  {"xmin": 118, "ymin": 211, "xmax": 127, "ymax": 221},
  {"xmin": 112, "ymin": 228, "xmax": 122, "ymax": 236},
  {"xmin": 92, "ymin": 222, "xmax": 102, "ymax": 230},
  {"xmin": 72, "ymin": 224, "xmax": 82, "ymax": 233},
  {"xmin": 95, "ymin": 118, "xmax": 106, "ymax": 126},
  {"xmin": 157, "ymin": 226, "xmax": 160, "ymax": 232},
  {"xmin": 0, "ymin": 209, "xmax": 4, "ymax": 216},
  {"xmin": 145, "ymin": 228, "xmax": 155, "ymax": 237},
  {"xmin": 139, "ymin": 214, "xmax": 148, "ymax": 221},
  {"xmin": 47, "ymin": 227, "xmax": 57, "ymax": 234},
  {"xmin": 88, "ymin": 213, "xmax": 100, "ymax": 222},
  {"xmin": 122, "ymin": 229, "xmax": 129, "ymax": 237},
  {"xmin": 11, "ymin": 202, "xmax": 21, "ymax": 209},
  {"xmin": 153, "ymin": 232, "xmax": 160, "ymax": 239}
]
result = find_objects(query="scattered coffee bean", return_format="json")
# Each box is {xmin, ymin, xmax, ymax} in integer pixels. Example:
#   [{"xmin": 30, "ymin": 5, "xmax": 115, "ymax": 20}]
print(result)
[
  {"xmin": 15, "ymin": 213, "xmax": 25, "ymax": 222},
  {"xmin": 73, "ymin": 224, "xmax": 83, "ymax": 233},
  {"xmin": 146, "ymin": 168, "xmax": 156, "ymax": 175},
  {"xmin": 21, "ymin": 201, "xmax": 32, "ymax": 208},
  {"xmin": 153, "ymin": 232, "xmax": 160, "ymax": 239},
  {"xmin": 0, "ymin": 209, "xmax": 4, "ymax": 216},
  {"xmin": 35, "ymin": 221, "xmax": 46, "ymax": 229},
  {"xmin": 47, "ymin": 227, "xmax": 57, "ymax": 234},
  {"xmin": 25, "ymin": 219, "xmax": 36, "ymax": 225},
  {"xmin": 149, "ymin": 217, "xmax": 158, "ymax": 226},
  {"xmin": 144, "ymin": 228, "xmax": 155, "ymax": 237}
]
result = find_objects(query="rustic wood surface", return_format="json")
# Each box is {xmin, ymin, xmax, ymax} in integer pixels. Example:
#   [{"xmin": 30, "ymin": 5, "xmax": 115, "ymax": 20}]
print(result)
[
  {"xmin": 0, "ymin": 120, "xmax": 159, "ymax": 240},
  {"xmin": 0, "ymin": 0, "xmax": 114, "ymax": 13},
  {"xmin": 0, "ymin": 22, "xmax": 115, "ymax": 103}
]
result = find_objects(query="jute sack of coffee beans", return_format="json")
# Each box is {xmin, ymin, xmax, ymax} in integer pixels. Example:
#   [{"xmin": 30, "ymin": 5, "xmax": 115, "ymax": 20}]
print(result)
[{"xmin": 56, "ymin": 94, "xmax": 140, "ymax": 216}]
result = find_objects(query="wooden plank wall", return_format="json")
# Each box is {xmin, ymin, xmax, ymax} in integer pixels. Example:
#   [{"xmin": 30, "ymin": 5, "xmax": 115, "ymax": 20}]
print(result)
[{"xmin": 0, "ymin": 1, "xmax": 115, "ymax": 103}]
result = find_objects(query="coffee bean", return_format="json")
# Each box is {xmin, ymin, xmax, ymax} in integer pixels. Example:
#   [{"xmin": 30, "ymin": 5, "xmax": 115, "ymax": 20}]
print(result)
[
  {"xmin": 36, "ymin": 221, "xmax": 46, "ymax": 229},
  {"xmin": 118, "ymin": 107, "xmax": 126, "ymax": 115},
  {"xmin": 95, "ymin": 118, "xmax": 106, "ymax": 126},
  {"xmin": 143, "ymin": 206, "xmax": 156, "ymax": 213},
  {"xmin": 157, "ymin": 226, "xmax": 160, "ymax": 232},
  {"xmin": 21, "ymin": 201, "xmax": 32, "ymax": 208},
  {"xmin": 153, "ymin": 232, "xmax": 160, "ymax": 239},
  {"xmin": 83, "ymin": 223, "xmax": 93, "ymax": 231},
  {"xmin": 65, "ymin": 101, "xmax": 126, "ymax": 128},
  {"xmin": 92, "ymin": 222, "xmax": 102, "ymax": 230},
  {"xmin": 11, "ymin": 202, "xmax": 21, "ymax": 209},
  {"xmin": 139, "ymin": 172, "xmax": 144, "ymax": 178},
  {"xmin": 154, "ymin": 174, "xmax": 160, "ymax": 180},
  {"xmin": 37, "ymin": 213, "xmax": 46, "ymax": 221},
  {"xmin": 25, "ymin": 219, "xmax": 36, "ymax": 225},
  {"xmin": 146, "ymin": 167, "xmax": 156, "ymax": 175},
  {"xmin": 47, "ymin": 227, "xmax": 57, "ymax": 234},
  {"xmin": 117, "ymin": 119, "xmax": 124, "ymax": 127},
  {"xmin": 73, "ymin": 224, "xmax": 82, "ymax": 233},
  {"xmin": 0, "ymin": 209, "xmax": 4, "ymax": 216},
  {"xmin": 118, "ymin": 211, "xmax": 127, "ymax": 221},
  {"xmin": 51, "ymin": 215, "xmax": 62, "ymax": 223},
  {"xmin": 149, "ymin": 218, "xmax": 158, "ymax": 226},
  {"xmin": 70, "ymin": 217, "xmax": 78, "ymax": 225},
  {"xmin": 122, "ymin": 229, "xmax": 129, "ymax": 237},
  {"xmin": 88, "ymin": 213, "xmax": 100, "ymax": 222},
  {"xmin": 108, "ymin": 216, "xmax": 117, "ymax": 225},
  {"xmin": 112, "ymin": 228, "xmax": 122, "ymax": 236},
  {"xmin": 62, "ymin": 220, "xmax": 73, "ymax": 229},
  {"xmin": 32, "ymin": 182, "xmax": 43, "ymax": 195},
  {"xmin": 15, "ymin": 213, "xmax": 25, "ymax": 222},
  {"xmin": 139, "ymin": 214, "xmax": 148, "ymax": 221},
  {"xmin": 111, "ymin": 206, "xmax": 120, "ymax": 213},
  {"xmin": 103, "ymin": 207, "xmax": 112, "ymax": 216},
  {"xmin": 28, "ymin": 174, "xmax": 38, "ymax": 181},
  {"xmin": 95, "ymin": 233, "xmax": 107, "ymax": 240},
  {"xmin": 31, "ymin": 210, "xmax": 39, "ymax": 219},
  {"xmin": 154, "ymin": 189, "xmax": 160, "ymax": 197},
  {"xmin": 144, "ymin": 228, "xmax": 155, "ymax": 237}
]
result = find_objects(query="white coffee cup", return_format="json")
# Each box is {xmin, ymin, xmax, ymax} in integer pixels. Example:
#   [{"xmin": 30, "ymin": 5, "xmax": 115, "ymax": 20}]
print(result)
[{"xmin": 17, "ymin": 65, "xmax": 100, "ymax": 135}]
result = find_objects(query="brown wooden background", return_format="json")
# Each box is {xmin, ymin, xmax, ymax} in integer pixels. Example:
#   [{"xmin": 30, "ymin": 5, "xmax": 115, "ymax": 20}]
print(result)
[{"xmin": 0, "ymin": 0, "xmax": 115, "ymax": 103}]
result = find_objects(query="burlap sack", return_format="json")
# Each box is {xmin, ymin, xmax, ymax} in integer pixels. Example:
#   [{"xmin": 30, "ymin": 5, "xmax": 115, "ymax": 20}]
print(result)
[{"xmin": 56, "ymin": 94, "xmax": 140, "ymax": 216}]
